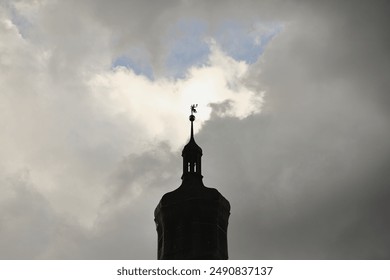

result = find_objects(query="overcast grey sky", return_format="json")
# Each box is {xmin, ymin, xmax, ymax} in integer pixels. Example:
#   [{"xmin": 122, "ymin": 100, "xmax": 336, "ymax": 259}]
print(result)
[{"xmin": 1, "ymin": 0, "xmax": 389, "ymax": 259}]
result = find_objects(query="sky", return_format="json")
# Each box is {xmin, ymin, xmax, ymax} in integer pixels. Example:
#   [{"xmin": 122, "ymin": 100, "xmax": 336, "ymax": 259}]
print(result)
[{"xmin": 0, "ymin": 0, "xmax": 389, "ymax": 259}]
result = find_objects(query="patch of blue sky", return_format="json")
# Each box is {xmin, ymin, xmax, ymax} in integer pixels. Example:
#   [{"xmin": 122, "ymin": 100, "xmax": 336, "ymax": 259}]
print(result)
[
  {"xmin": 165, "ymin": 19, "xmax": 210, "ymax": 79},
  {"xmin": 111, "ymin": 49, "xmax": 154, "ymax": 79},
  {"xmin": 111, "ymin": 19, "xmax": 282, "ymax": 80},
  {"xmin": 8, "ymin": 3, "xmax": 32, "ymax": 38},
  {"xmin": 215, "ymin": 20, "xmax": 282, "ymax": 64},
  {"xmin": 164, "ymin": 19, "xmax": 282, "ymax": 78}
]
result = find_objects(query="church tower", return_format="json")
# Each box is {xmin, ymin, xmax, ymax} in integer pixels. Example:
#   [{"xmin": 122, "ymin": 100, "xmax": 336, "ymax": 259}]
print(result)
[{"xmin": 154, "ymin": 105, "xmax": 231, "ymax": 259}]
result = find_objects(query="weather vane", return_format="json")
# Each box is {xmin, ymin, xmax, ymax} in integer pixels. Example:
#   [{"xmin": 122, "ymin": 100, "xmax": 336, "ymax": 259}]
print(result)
[
  {"xmin": 189, "ymin": 104, "xmax": 198, "ymax": 122},
  {"xmin": 191, "ymin": 104, "xmax": 198, "ymax": 115}
]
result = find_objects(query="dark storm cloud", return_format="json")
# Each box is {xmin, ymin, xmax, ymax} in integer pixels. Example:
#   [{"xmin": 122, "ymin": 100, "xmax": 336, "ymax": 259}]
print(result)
[
  {"xmin": 0, "ymin": 170, "xmax": 52, "ymax": 259},
  {"xmin": 57, "ymin": 146, "xmax": 181, "ymax": 259},
  {"xmin": 103, "ymin": 143, "xmax": 179, "ymax": 206},
  {"xmin": 196, "ymin": 0, "xmax": 390, "ymax": 258},
  {"xmin": 199, "ymin": 111, "xmax": 390, "ymax": 258},
  {"xmin": 0, "ymin": 169, "xmax": 90, "ymax": 259}
]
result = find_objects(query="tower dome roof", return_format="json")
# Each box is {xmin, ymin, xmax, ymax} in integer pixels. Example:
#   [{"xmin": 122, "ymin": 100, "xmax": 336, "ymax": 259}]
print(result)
[
  {"xmin": 182, "ymin": 106, "xmax": 202, "ymax": 156},
  {"xmin": 182, "ymin": 133, "xmax": 202, "ymax": 156}
]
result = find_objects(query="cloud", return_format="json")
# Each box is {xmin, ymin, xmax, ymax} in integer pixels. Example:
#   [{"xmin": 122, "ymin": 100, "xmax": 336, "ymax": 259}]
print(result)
[
  {"xmin": 1, "ymin": 0, "xmax": 389, "ymax": 259},
  {"xmin": 0, "ymin": 169, "xmax": 52, "ymax": 259},
  {"xmin": 89, "ymin": 39, "xmax": 265, "ymax": 151},
  {"xmin": 0, "ymin": 0, "xmax": 266, "ymax": 258},
  {"xmin": 197, "ymin": 0, "xmax": 390, "ymax": 259}
]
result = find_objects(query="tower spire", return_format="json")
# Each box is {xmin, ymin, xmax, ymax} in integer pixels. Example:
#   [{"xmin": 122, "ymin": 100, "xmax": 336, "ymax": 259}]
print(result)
[
  {"xmin": 182, "ymin": 104, "xmax": 202, "ymax": 179},
  {"xmin": 189, "ymin": 104, "xmax": 197, "ymax": 140}
]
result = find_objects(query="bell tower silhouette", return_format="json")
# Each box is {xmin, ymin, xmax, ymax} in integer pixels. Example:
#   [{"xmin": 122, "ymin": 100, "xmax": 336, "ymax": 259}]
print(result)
[{"xmin": 154, "ymin": 105, "xmax": 231, "ymax": 259}]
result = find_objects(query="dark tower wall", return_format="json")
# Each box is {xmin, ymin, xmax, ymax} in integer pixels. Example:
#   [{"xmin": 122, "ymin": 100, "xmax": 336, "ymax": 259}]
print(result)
[
  {"xmin": 155, "ymin": 176, "xmax": 230, "ymax": 259},
  {"xmin": 154, "ymin": 109, "xmax": 230, "ymax": 260}
]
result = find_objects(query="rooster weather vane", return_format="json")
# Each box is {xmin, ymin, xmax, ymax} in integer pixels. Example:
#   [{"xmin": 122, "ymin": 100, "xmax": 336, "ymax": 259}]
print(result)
[
  {"xmin": 191, "ymin": 104, "xmax": 198, "ymax": 115},
  {"xmin": 189, "ymin": 104, "xmax": 198, "ymax": 122}
]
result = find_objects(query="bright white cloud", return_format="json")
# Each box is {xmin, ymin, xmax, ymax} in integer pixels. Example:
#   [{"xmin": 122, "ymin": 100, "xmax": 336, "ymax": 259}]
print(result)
[{"xmin": 90, "ymin": 39, "xmax": 265, "ymax": 152}]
